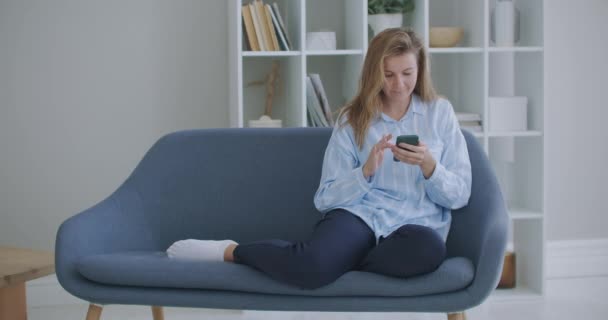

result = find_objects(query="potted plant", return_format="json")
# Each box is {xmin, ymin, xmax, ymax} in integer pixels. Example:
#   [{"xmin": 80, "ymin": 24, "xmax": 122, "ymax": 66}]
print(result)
[{"xmin": 367, "ymin": 0, "xmax": 415, "ymax": 36}]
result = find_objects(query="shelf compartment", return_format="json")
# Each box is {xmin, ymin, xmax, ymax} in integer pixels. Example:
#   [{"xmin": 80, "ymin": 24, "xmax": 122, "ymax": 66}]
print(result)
[
  {"xmin": 241, "ymin": 0, "xmax": 302, "ymax": 52},
  {"xmin": 493, "ymin": 218, "xmax": 544, "ymax": 300},
  {"xmin": 407, "ymin": 0, "xmax": 427, "ymax": 37},
  {"xmin": 306, "ymin": 55, "xmax": 364, "ymax": 121},
  {"xmin": 489, "ymin": 51, "xmax": 544, "ymax": 133},
  {"xmin": 489, "ymin": 136, "xmax": 543, "ymax": 213},
  {"xmin": 512, "ymin": 218, "xmax": 545, "ymax": 296},
  {"xmin": 488, "ymin": 0, "xmax": 543, "ymax": 48},
  {"xmin": 430, "ymin": 52, "xmax": 484, "ymax": 117},
  {"xmin": 242, "ymin": 56, "xmax": 303, "ymax": 127},
  {"xmin": 306, "ymin": 0, "xmax": 366, "ymax": 51},
  {"xmin": 366, "ymin": 0, "xmax": 426, "ymax": 44},
  {"xmin": 429, "ymin": 0, "xmax": 484, "ymax": 48}
]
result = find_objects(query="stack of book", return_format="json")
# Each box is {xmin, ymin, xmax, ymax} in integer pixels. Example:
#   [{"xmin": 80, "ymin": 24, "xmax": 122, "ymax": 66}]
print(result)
[
  {"xmin": 242, "ymin": 0, "xmax": 291, "ymax": 51},
  {"xmin": 456, "ymin": 112, "xmax": 483, "ymax": 132},
  {"xmin": 306, "ymin": 74, "xmax": 334, "ymax": 127}
]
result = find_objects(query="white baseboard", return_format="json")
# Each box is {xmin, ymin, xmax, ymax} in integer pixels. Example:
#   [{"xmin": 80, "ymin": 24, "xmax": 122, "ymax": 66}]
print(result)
[
  {"xmin": 546, "ymin": 238, "xmax": 608, "ymax": 279},
  {"xmin": 27, "ymin": 239, "xmax": 608, "ymax": 307}
]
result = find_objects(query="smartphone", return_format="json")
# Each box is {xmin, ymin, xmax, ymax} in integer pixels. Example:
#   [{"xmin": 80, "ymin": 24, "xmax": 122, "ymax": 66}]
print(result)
[{"xmin": 393, "ymin": 134, "xmax": 419, "ymax": 162}]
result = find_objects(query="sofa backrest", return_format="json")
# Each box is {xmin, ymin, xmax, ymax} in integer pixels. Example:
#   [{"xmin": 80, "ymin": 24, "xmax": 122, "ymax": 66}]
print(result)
[
  {"xmin": 122, "ymin": 127, "xmax": 502, "ymax": 257},
  {"xmin": 125, "ymin": 128, "xmax": 333, "ymax": 246}
]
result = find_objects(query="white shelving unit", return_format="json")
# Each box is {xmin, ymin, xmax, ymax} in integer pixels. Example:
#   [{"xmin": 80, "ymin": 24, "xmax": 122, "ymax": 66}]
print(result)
[
  {"xmin": 229, "ymin": 0, "xmax": 367, "ymax": 128},
  {"xmin": 229, "ymin": 0, "xmax": 544, "ymax": 301}
]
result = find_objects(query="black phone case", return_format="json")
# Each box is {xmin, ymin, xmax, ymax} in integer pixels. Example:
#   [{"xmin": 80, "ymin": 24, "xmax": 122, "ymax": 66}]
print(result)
[{"xmin": 393, "ymin": 135, "xmax": 419, "ymax": 162}]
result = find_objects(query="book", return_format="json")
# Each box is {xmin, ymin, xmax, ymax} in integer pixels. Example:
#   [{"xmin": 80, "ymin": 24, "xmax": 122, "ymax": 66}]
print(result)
[
  {"xmin": 242, "ymin": 5, "xmax": 260, "ymax": 51},
  {"xmin": 459, "ymin": 120, "xmax": 482, "ymax": 127},
  {"xmin": 305, "ymin": 88, "xmax": 322, "ymax": 126},
  {"xmin": 249, "ymin": 2, "xmax": 267, "ymax": 51},
  {"xmin": 271, "ymin": 3, "xmax": 292, "ymax": 50},
  {"xmin": 308, "ymin": 73, "xmax": 334, "ymax": 126},
  {"xmin": 253, "ymin": 0, "xmax": 276, "ymax": 51},
  {"xmin": 264, "ymin": 4, "xmax": 280, "ymax": 51},
  {"xmin": 307, "ymin": 109, "xmax": 314, "ymax": 127},
  {"xmin": 267, "ymin": 4, "xmax": 289, "ymax": 50},
  {"xmin": 305, "ymin": 76, "xmax": 329, "ymax": 127}
]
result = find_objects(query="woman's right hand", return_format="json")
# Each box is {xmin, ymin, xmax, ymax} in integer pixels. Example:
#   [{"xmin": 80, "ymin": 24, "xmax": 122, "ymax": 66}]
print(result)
[{"xmin": 362, "ymin": 134, "xmax": 393, "ymax": 179}]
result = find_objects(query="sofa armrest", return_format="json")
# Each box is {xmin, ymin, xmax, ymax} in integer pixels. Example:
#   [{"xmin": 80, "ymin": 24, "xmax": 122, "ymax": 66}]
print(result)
[
  {"xmin": 454, "ymin": 196, "xmax": 508, "ymax": 308},
  {"xmin": 466, "ymin": 205, "xmax": 508, "ymax": 303},
  {"xmin": 444, "ymin": 130, "xmax": 509, "ymax": 307},
  {"xmin": 55, "ymin": 183, "xmax": 160, "ymax": 295}
]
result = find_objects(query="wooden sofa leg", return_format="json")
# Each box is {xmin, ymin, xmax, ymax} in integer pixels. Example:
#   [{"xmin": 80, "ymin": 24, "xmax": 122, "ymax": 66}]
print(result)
[
  {"xmin": 85, "ymin": 304, "xmax": 103, "ymax": 320},
  {"xmin": 152, "ymin": 306, "xmax": 164, "ymax": 320},
  {"xmin": 447, "ymin": 312, "xmax": 466, "ymax": 320}
]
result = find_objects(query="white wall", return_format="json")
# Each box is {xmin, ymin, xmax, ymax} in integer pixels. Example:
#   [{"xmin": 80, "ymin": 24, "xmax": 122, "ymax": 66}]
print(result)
[
  {"xmin": 545, "ymin": 0, "xmax": 608, "ymax": 241},
  {"xmin": 0, "ymin": 0, "xmax": 229, "ymax": 250},
  {"xmin": 1, "ymin": 0, "xmax": 607, "ymax": 251}
]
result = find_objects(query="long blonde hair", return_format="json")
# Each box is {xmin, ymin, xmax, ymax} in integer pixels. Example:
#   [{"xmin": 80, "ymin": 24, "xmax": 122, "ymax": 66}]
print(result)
[{"xmin": 338, "ymin": 28, "xmax": 438, "ymax": 149}]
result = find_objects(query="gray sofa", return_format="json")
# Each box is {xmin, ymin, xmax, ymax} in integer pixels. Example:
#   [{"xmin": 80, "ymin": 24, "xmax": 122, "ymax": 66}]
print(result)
[{"xmin": 56, "ymin": 128, "xmax": 508, "ymax": 320}]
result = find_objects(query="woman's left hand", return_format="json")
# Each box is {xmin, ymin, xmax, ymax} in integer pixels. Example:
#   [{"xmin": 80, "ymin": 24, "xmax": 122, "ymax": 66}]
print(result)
[{"xmin": 391, "ymin": 141, "xmax": 437, "ymax": 179}]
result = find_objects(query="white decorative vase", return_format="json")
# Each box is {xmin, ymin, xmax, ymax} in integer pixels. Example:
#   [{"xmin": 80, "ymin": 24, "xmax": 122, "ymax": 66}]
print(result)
[
  {"xmin": 491, "ymin": 0, "xmax": 520, "ymax": 46},
  {"xmin": 368, "ymin": 13, "xmax": 403, "ymax": 36}
]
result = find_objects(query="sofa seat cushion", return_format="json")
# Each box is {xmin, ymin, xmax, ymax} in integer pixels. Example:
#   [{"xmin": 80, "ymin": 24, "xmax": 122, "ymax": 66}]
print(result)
[{"xmin": 77, "ymin": 251, "xmax": 474, "ymax": 297}]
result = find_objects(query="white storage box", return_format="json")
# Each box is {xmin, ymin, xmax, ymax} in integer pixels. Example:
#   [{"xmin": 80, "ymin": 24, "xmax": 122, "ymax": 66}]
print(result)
[
  {"xmin": 306, "ymin": 32, "xmax": 336, "ymax": 51},
  {"xmin": 488, "ymin": 96, "xmax": 528, "ymax": 132},
  {"xmin": 249, "ymin": 115, "xmax": 282, "ymax": 128}
]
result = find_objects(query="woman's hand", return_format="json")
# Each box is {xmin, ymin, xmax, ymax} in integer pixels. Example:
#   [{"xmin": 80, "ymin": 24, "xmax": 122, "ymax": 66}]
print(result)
[
  {"xmin": 391, "ymin": 141, "xmax": 437, "ymax": 179},
  {"xmin": 362, "ymin": 134, "xmax": 393, "ymax": 179}
]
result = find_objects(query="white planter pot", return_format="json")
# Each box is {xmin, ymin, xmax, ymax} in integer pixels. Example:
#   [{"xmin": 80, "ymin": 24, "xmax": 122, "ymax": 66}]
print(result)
[{"xmin": 368, "ymin": 13, "xmax": 403, "ymax": 36}]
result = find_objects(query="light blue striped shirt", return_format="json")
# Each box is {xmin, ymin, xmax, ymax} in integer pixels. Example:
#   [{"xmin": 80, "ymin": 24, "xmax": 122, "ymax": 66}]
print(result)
[{"xmin": 314, "ymin": 95, "xmax": 472, "ymax": 242}]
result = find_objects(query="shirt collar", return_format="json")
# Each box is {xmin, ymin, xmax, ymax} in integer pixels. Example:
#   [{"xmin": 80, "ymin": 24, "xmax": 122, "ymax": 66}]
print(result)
[{"xmin": 378, "ymin": 94, "xmax": 426, "ymax": 123}]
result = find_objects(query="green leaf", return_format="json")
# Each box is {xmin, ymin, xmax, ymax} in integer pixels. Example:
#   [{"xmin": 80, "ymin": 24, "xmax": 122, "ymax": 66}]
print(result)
[{"xmin": 368, "ymin": 0, "xmax": 415, "ymax": 15}]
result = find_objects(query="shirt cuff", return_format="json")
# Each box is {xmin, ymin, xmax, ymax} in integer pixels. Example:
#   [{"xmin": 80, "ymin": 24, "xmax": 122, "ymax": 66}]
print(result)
[
  {"xmin": 423, "ymin": 161, "xmax": 447, "ymax": 190},
  {"xmin": 355, "ymin": 166, "xmax": 373, "ymax": 191}
]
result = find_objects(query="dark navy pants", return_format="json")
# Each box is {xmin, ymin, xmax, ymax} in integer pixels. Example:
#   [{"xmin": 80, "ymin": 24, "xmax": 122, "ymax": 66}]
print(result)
[{"xmin": 233, "ymin": 209, "xmax": 446, "ymax": 289}]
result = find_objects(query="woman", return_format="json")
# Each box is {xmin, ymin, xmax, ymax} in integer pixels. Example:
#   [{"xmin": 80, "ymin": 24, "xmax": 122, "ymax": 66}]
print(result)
[{"xmin": 167, "ymin": 28, "xmax": 471, "ymax": 290}]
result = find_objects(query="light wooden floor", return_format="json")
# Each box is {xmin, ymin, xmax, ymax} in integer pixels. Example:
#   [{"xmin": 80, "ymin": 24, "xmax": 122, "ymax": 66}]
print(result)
[{"xmin": 28, "ymin": 276, "xmax": 608, "ymax": 320}]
